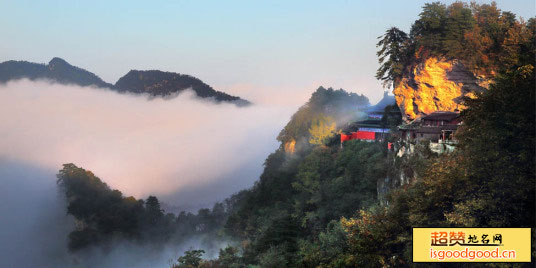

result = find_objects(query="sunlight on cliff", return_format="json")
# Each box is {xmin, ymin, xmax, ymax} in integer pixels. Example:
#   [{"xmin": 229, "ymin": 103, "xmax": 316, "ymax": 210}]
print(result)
[
  {"xmin": 284, "ymin": 139, "xmax": 296, "ymax": 154},
  {"xmin": 394, "ymin": 57, "xmax": 487, "ymax": 120}
]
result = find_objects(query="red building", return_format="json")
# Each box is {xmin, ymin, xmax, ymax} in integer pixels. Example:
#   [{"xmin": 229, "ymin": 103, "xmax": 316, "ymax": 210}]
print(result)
[
  {"xmin": 341, "ymin": 131, "xmax": 376, "ymax": 143},
  {"xmin": 340, "ymin": 91, "xmax": 397, "ymax": 144}
]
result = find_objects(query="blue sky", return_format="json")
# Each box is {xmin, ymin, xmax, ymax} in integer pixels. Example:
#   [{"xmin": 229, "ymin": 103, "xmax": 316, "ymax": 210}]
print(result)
[{"xmin": 1, "ymin": 0, "xmax": 534, "ymax": 104}]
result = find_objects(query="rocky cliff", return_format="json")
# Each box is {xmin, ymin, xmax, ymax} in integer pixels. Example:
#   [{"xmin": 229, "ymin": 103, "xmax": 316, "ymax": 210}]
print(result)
[{"xmin": 394, "ymin": 57, "xmax": 490, "ymax": 121}]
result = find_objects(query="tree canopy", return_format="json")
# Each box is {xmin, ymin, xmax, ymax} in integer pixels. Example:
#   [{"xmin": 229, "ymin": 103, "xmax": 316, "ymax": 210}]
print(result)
[
  {"xmin": 376, "ymin": 27, "xmax": 409, "ymax": 88},
  {"xmin": 376, "ymin": 1, "xmax": 536, "ymax": 89},
  {"xmin": 57, "ymin": 163, "xmax": 232, "ymax": 252}
]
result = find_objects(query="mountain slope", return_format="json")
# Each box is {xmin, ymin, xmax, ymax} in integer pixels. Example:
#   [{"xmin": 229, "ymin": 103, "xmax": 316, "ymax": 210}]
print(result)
[
  {"xmin": 0, "ymin": 57, "xmax": 113, "ymax": 88},
  {"xmin": 0, "ymin": 57, "xmax": 250, "ymax": 105},
  {"xmin": 277, "ymin": 87, "xmax": 369, "ymax": 153},
  {"xmin": 115, "ymin": 70, "xmax": 250, "ymax": 105}
]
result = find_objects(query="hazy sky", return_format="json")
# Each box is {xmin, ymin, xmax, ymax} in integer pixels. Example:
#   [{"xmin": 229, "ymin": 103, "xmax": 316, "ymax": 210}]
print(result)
[{"xmin": 1, "ymin": 0, "xmax": 533, "ymax": 104}]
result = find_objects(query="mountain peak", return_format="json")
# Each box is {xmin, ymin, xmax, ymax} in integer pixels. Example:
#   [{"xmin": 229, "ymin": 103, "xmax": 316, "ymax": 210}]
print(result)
[
  {"xmin": 0, "ymin": 58, "xmax": 250, "ymax": 105},
  {"xmin": 48, "ymin": 57, "xmax": 69, "ymax": 66},
  {"xmin": 115, "ymin": 69, "xmax": 250, "ymax": 105}
]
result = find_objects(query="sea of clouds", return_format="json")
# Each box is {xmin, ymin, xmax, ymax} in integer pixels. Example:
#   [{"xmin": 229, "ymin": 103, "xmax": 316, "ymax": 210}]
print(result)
[{"xmin": 0, "ymin": 79, "xmax": 294, "ymax": 267}]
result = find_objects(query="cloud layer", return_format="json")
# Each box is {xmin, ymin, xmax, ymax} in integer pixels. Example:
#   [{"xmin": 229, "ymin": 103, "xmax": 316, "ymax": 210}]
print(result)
[
  {"xmin": 0, "ymin": 80, "xmax": 293, "ymax": 207},
  {"xmin": 0, "ymin": 79, "xmax": 296, "ymax": 266}
]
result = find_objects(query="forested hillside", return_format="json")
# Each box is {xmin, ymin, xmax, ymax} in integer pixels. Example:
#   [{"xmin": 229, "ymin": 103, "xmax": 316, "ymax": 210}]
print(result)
[
  {"xmin": 276, "ymin": 87, "xmax": 369, "ymax": 153},
  {"xmin": 115, "ymin": 70, "xmax": 249, "ymax": 104},
  {"xmin": 376, "ymin": 1, "xmax": 535, "ymax": 119},
  {"xmin": 56, "ymin": 163, "xmax": 232, "ymax": 254},
  {"xmin": 54, "ymin": 2, "xmax": 535, "ymax": 267},
  {"xmin": 217, "ymin": 2, "xmax": 535, "ymax": 267},
  {"xmin": 376, "ymin": 1, "xmax": 535, "ymax": 88}
]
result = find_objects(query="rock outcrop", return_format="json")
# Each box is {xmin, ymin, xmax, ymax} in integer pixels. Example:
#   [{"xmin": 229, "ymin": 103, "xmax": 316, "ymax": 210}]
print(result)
[{"xmin": 394, "ymin": 57, "xmax": 490, "ymax": 121}]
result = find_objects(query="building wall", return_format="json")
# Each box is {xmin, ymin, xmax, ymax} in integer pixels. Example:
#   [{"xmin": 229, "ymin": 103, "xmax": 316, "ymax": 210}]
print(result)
[{"xmin": 416, "ymin": 132, "xmax": 441, "ymax": 142}]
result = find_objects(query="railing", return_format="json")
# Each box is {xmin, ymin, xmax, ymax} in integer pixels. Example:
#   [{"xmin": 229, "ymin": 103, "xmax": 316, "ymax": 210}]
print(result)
[{"xmin": 438, "ymin": 139, "xmax": 458, "ymax": 145}]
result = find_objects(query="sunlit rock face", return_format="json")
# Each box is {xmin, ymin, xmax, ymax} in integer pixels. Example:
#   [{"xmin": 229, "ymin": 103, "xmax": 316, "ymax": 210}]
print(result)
[
  {"xmin": 394, "ymin": 57, "xmax": 490, "ymax": 121},
  {"xmin": 284, "ymin": 139, "xmax": 296, "ymax": 154}
]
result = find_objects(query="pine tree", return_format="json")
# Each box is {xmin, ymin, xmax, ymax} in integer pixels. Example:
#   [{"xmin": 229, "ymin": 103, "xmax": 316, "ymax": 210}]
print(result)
[{"xmin": 376, "ymin": 27, "xmax": 409, "ymax": 88}]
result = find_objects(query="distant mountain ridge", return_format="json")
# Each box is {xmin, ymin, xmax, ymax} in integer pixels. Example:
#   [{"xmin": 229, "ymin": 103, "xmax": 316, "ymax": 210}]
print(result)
[
  {"xmin": 0, "ymin": 57, "xmax": 250, "ymax": 105},
  {"xmin": 0, "ymin": 57, "xmax": 113, "ymax": 88},
  {"xmin": 116, "ymin": 70, "xmax": 249, "ymax": 105},
  {"xmin": 366, "ymin": 91, "xmax": 396, "ymax": 112}
]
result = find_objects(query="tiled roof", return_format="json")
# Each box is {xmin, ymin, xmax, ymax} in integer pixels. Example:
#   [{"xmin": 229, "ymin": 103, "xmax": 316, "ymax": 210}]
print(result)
[{"xmin": 421, "ymin": 111, "xmax": 459, "ymax": 121}]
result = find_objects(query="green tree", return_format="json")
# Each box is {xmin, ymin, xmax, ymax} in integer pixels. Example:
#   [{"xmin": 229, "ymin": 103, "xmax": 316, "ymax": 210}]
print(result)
[
  {"xmin": 258, "ymin": 246, "xmax": 288, "ymax": 268},
  {"xmin": 297, "ymin": 221, "xmax": 350, "ymax": 267},
  {"xmin": 442, "ymin": 2, "xmax": 475, "ymax": 58},
  {"xmin": 56, "ymin": 163, "xmax": 144, "ymax": 250},
  {"xmin": 177, "ymin": 249, "xmax": 205, "ymax": 268},
  {"xmin": 145, "ymin": 196, "xmax": 163, "ymax": 224},
  {"xmin": 217, "ymin": 246, "xmax": 243, "ymax": 268},
  {"xmin": 292, "ymin": 147, "xmax": 336, "ymax": 229},
  {"xmin": 451, "ymin": 64, "xmax": 535, "ymax": 227},
  {"xmin": 57, "ymin": 164, "xmax": 231, "ymax": 252},
  {"xmin": 411, "ymin": 2, "xmax": 448, "ymax": 53},
  {"xmin": 308, "ymin": 114, "xmax": 336, "ymax": 145},
  {"xmin": 376, "ymin": 27, "xmax": 409, "ymax": 88}
]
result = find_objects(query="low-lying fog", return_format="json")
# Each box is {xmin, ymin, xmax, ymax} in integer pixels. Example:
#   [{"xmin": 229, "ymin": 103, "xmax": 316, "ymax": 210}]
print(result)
[{"xmin": 0, "ymin": 80, "xmax": 294, "ymax": 267}]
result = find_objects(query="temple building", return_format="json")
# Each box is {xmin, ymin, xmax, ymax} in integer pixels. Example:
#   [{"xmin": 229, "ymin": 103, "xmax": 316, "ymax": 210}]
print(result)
[
  {"xmin": 398, "ymin": 111, "xmax": 461, "ymax": 153},
  {"xmin": 340, "ymin": 91, "xmax": 397, "ymax": 143},
  {"xmin": 399, "ymin": 111, "xmax": 460, "ymax": 142}
]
